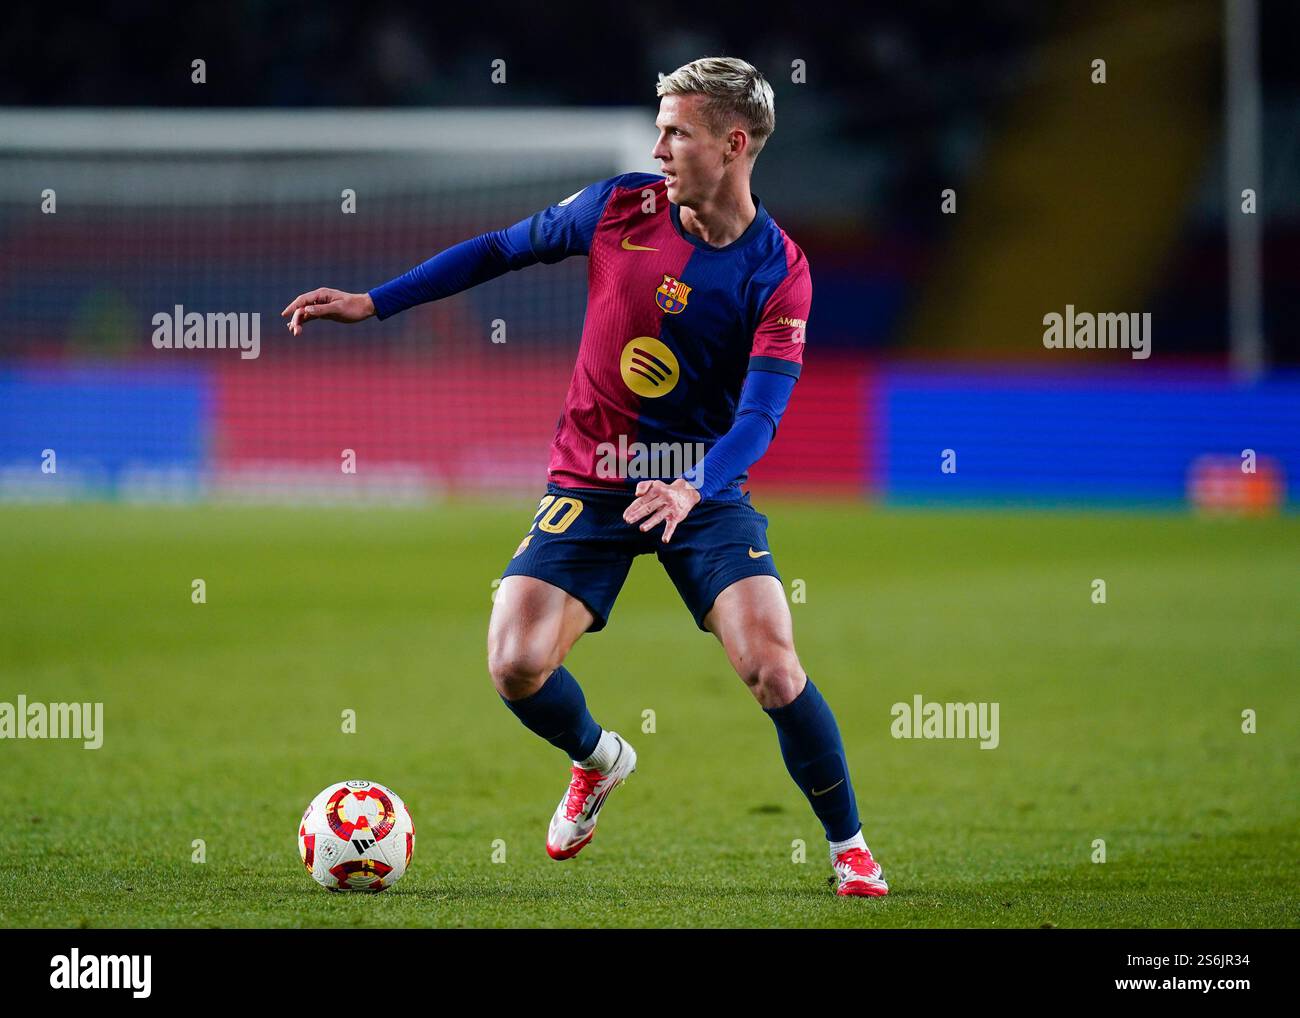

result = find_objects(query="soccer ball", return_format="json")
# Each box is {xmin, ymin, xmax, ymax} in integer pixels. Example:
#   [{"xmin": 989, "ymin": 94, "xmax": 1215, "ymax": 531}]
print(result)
[{"xmin": 298, "ymin": 780, "xmax": 415, "ymax": 891}]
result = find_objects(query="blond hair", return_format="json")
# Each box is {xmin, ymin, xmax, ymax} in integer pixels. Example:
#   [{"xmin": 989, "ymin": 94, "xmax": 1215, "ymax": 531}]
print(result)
[{"xmin": 656, "ymin": 56, "xmax": 775, "ymax": 158}]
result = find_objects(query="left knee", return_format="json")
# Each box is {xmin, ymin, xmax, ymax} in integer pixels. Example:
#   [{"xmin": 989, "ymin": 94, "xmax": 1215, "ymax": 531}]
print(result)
[{"xmin": 738, "ymin": 647, "xmax": 805, "ymax": 709}]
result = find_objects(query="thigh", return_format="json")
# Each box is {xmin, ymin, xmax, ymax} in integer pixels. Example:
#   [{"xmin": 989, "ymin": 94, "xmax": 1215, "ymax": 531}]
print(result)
[
  {"xmin": 487, "ymin": 574, "xmax": 596, "ymax": 671},
  {"xmin": 656, "ymin": 494, "xmax": 783, "ymax": 632},
  {"xmin": 703, "ymin": 574, "xmax": 805, "ymax": 707},
  {"xmin": 703, "ymin": 574, "xmax": 797, "ymax": 660}
]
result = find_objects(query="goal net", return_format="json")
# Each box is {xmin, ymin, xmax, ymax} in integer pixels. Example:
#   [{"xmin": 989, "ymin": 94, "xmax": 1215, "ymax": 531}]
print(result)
[{"xmin": 0, "ymin": 108, "xmax": 656, "ymax": 503}]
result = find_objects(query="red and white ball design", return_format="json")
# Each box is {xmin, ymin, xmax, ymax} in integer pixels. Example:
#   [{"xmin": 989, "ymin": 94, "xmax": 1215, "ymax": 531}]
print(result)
[{"xmin": 298, "ymin": 780, "xmax": 415, "ymax": 891}]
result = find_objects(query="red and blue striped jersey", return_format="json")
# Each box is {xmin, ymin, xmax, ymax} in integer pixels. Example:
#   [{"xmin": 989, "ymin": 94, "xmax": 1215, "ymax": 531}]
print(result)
[{"xmin": 528, "ymin": 172, "xmax": 811, "ymax": 499}]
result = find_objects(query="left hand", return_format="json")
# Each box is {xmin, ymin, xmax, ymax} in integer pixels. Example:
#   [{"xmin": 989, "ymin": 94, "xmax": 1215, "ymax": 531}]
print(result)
[{"xmin": 622, "ymin": 479, "xmax": 701, "ymax": 544}]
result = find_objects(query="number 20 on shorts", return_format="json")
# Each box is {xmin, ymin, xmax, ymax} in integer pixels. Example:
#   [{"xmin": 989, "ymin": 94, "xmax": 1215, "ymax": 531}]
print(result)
[{"xmin": 531, "ymin": 495, "xmax": 583, "ymax": 535}]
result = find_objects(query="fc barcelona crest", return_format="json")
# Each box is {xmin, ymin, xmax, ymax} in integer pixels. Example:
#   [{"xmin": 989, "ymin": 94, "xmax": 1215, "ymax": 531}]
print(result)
[{"xmin": 655, "ymin": 274, "xmax": 692, "ymax": 315}]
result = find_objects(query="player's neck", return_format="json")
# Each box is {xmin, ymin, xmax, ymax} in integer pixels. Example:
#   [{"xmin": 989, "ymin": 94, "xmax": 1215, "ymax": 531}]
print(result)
[{"xmin": 677, "ymin": 183, "xmax": 756, "ymax": 249}]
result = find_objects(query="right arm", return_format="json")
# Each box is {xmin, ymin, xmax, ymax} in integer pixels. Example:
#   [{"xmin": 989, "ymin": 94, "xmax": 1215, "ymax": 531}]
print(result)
[
  {"xmin": 280, "ymin": 218, "xmax": 534, "ymax": 335},
  {"xmin": 281, "ymin": 176, "xmax": 629, "ymax": 336}
]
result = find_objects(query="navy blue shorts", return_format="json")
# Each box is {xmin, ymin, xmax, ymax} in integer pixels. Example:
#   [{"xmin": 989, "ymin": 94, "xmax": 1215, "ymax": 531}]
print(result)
[{"xmin": 500, "ymin": 483, "xmax": 782, "ymax": 633}]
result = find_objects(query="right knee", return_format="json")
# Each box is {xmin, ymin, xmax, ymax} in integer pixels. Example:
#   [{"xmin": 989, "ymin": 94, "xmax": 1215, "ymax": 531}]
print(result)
[{"xmin": 487, "ymin": 636, "xmax": 557, "ymax": 701}]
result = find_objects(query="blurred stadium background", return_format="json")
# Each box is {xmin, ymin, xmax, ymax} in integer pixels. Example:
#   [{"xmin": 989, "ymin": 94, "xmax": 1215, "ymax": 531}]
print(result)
[{"xmin": 2, "ymin": 0, "xmax": 1297, "ymax": 511}]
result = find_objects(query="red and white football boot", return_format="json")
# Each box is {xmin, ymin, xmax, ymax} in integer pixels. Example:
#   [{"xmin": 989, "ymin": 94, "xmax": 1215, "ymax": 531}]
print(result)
[
  {"xmin": 833, "ymin": 846, "xmax": 889, "ymax": 896},
  {"xmin": 545, "ymin": 732, "xmax": 637, "ymax": 860}
]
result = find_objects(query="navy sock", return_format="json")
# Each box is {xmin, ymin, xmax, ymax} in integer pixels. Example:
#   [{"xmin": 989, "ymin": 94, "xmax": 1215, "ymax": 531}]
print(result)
[
  {"xmin": 500, "ymin": 665, "xmax": 602, "ymax": 761},
  {"xmin": 763, "ymin": 677, "xmax": 861, "ymax": 842}
]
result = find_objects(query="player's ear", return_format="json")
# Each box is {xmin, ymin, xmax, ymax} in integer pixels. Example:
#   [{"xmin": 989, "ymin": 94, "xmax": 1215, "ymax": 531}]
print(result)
[{"xmin": 727, "ymin": 128, "xmax": 747, "ymax": 162}]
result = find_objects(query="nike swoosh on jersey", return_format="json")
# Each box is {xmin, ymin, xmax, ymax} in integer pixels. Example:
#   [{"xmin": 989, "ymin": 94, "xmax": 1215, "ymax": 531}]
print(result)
[
  {"xmin": 621, "ymin": 237, "xmax": 658, "ymax": 252},
  {"xmin": 748, "ymin": 548, "xmax": 771, "ymax": 558},
  {"xmin": 811, "ymin": 778, "xmax": 845, "ymax": 797}
]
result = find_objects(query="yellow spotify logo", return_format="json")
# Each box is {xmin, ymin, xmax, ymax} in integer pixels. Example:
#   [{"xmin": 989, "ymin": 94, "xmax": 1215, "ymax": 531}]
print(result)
[{"xmin": 620, "ymin": 338, "xmax": 679, "ymax": 397}]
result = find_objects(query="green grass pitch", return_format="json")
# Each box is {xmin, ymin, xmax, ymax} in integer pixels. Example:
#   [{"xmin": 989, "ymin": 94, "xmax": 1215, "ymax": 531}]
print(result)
[{"xmin": 0, "ymin": 500, "xmax": 1295, "ymax": 928}]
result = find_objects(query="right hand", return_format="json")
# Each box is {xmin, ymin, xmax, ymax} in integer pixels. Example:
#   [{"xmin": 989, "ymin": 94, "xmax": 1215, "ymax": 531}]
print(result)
[{"xmin": 280, "ymin": 288, "xmax": 375, "ymax": 336}]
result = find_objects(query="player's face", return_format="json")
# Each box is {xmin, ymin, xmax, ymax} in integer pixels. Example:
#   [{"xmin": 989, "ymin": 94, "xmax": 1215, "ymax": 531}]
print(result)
[{"xmin": 653, "ymin": 94, "xmax": 730, "ymax": 206}]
